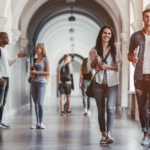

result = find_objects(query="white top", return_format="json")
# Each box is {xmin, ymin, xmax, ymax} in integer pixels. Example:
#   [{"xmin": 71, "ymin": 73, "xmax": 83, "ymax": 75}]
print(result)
[
  {"xmin": 87, "ymin": 46, "xmax": 122, "ymax": 87},
  {"xmin": 0, "ymin": 47, "xmax": 18, "ymax": 78},
  {"xmin": 143, "ymin": 34, "xmax": 150, "ymax": 74},
  {"xmin": 57, "ymin": 61, "xmax": 73, "ymax": 84}
]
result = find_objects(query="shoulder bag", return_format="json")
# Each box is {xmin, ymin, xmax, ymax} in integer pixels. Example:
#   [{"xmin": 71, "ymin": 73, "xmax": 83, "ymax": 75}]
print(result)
[{"xmin": 85, "ymin": 50, "xmax": 111, "ymax": 98}]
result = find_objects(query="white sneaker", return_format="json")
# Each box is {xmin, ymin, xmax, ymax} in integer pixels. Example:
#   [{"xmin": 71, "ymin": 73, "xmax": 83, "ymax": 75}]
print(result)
[
  {"xmin": 87, "ymin": 110, "xmax": 91, "ymax": 115},
  {"xmin": 100, "ymin": 136, "xmax": 107, "ymax": 144},
  {"xmin": 0, "ymin": 124, "xmax": 6, "ymax": 129},
  {"xmin": 140, "ymin": 137, "xmax": 149, "ymax": 145},
  {"xmin": 106, "ymin": 134, "xmax": 114, "ymax": 144},
  {"xmin": 40, "ymin": 123, "xmax": 46, "ymax": 129},
  {"xmin": 31, "ymin": 123, "xmax": 40, "ymax": 129}
]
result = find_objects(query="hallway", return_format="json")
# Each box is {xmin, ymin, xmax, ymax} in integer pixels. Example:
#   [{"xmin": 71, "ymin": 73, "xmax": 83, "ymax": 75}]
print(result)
[{"xmin": 0, "ymin": 97, "xmax": 148, "ymax": 150}]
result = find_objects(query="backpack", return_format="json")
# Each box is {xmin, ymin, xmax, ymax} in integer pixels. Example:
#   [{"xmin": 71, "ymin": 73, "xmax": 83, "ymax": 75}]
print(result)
[{"xmin": 60, "ymin": 63, "xmax": 71, "ymax": 82}]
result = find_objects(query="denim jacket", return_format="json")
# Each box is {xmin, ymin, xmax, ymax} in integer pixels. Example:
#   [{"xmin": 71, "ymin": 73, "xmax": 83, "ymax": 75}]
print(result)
[
  {"xmin": 87, "ymin": 46, "xmax": 122, "ymax": 87},
  {"xmin": 128, "ymin": 30, "xmax": 145, "ymax": 80}
]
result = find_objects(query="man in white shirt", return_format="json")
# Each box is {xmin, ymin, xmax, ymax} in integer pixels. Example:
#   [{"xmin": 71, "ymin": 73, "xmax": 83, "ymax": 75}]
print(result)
[{"xmin": 0, "ymin": 32, "xmax": 27, "ymax": 129}]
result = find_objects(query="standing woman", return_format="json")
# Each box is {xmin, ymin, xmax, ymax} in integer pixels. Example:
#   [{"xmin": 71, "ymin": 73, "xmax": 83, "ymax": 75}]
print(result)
[
  {"xmin": 79, "ymin": 58, "xmax": 94, "ymax": 116},
  {"xmin": 87, "ymin": 25, "xmax": 122, "ymax": 144},
  {"xmin": 30, "ymin": 43, "xmax": 50, "ymax": 129}
]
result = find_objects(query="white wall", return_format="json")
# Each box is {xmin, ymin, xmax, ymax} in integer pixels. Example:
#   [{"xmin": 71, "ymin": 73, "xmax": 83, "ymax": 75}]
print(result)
[{"xmin": 3, "ymin": 41, "xmax": 31, "ymax": 116}]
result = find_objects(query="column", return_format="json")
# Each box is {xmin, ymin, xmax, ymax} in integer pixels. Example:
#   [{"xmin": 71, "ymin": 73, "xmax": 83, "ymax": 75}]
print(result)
[
  {"xmin": 120, "ymin": 33, "xmax": 130, "ymax": 107},
  {"xmin": 116, "ymin": 42, "xmax": 122, "ymax": 109}
]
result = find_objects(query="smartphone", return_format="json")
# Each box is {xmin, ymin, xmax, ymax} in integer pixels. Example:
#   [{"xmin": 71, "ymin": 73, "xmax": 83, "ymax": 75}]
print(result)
[{"xmin": 31, "ymin": 67, "xmax": 34, "ymax": 70}]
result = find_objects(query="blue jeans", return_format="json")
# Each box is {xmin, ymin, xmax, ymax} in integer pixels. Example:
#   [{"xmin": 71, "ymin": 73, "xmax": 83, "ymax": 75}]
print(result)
[
  {"xmin": 31, "ymin": 80, "xmax": 46, "ymax": 123},
  {"xmin": 81, "ymin": 80, "xmax": 91, "ymax": 109},
  {"xmin": 93, "ymin": 82, "xmax": 118, "ymax": 132},
  {"xmin": 0, "ymin": 77, "xmax": 9, "ymax": 121},
  {"xmin": 134, "ymin": 77, "xmax": 150, "ymax": 132}
]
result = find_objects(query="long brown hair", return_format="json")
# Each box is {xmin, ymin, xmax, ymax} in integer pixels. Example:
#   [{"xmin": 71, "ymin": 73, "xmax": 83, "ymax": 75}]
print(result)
[
  {"xmin": 81, "ymin": 58, "xmax": 89, "ymax": 73},
  {"xmin": 95, "ymin": 25, "xmax": 116, "ymax": 63}
]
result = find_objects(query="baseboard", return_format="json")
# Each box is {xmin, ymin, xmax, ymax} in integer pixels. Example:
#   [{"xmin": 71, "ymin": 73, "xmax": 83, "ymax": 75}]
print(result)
[{"xmin": 3, "ymin": 103, "xmax": 30, "ymax": 118}]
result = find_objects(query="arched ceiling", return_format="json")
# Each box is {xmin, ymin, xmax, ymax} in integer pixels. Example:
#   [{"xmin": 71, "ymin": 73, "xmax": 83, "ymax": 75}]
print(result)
[
  {"xmin": 26, "ymin": 0, "xmax": 117, "ymax": 46},
  {"xmin": 18, "ymin": 0, "xmax": 123, "ymax": 72},
  {"xmin": 36, "ymin": 14, "xmax": 100, "ymax": 72}
]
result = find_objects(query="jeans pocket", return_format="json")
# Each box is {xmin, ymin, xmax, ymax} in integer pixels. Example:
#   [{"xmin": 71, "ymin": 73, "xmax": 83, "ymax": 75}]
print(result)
[{"xmin": 38, "ymin": 82, "xmax": 46, "ymax": 87}]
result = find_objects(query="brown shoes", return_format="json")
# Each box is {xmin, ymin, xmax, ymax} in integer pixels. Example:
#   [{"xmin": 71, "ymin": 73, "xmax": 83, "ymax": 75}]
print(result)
[{"xmin": 100, "ymin": 136, "xmax": 107, "ymax": 144}]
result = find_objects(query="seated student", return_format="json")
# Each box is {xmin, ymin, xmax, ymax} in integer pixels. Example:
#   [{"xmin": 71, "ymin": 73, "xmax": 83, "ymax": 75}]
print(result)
[{"xmin": 57, "ymin": 54, "xmax": 73, "ymax": 116}]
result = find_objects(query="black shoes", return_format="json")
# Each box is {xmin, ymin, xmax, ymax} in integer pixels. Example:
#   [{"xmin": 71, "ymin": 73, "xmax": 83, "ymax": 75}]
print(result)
[
  {"xmin": 66, "ymin": 110, "xmax": 72, "ymax": 115},
  {"xmin": 61, "ymin": 110, "xmax": 72, "ymax": 116}
]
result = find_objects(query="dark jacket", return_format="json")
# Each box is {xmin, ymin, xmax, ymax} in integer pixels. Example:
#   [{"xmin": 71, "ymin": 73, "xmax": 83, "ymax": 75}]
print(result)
[{"xmin": 128, "ymin": 29, "xmax": 146, "ymax": 80}]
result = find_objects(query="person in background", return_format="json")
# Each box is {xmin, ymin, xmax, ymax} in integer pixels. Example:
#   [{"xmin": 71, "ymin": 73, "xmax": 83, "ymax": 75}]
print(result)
[
  {"xmin": 30, "ymin": 43, "xmax": 50, "ymax": 129},
  {"xmin": 0, "ymin": 32, "xmax": 27, "ymax": 129},
  {"xmin": 87, "ymin": 25, "xmax": 122, "ymax": 144},
  {"xmin": 57, "ymin": 54, "xmax": 73, "ymax": 116},
  {"xmin": 79, "ymin": 58, "xmax": 94, "ymax": 116}
]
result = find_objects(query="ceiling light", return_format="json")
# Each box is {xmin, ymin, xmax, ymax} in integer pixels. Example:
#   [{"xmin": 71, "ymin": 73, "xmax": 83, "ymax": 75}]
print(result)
[
  {"xmin": 68, "ymin": 7, "xmax": 76, "ymax": 21},
  {"xmin": 70, "ymin": 37, "xmax": 74, "ymax": 41},
  {"xmin": 69, "ymin": 28, "xmax": 74, "ymax": 33},
  {"xmin": 71, "ymin": 44, "xmax": 74, "ymax": 47}
]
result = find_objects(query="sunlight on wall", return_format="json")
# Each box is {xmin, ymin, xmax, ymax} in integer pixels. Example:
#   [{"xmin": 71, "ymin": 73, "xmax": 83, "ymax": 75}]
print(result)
[{"xmin": 129, "ymin": 1, "xmax": 135, "ymax": 91}]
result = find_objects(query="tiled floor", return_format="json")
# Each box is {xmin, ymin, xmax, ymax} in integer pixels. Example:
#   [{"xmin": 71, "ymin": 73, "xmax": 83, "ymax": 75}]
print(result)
[{"xmin": 0, "ymin": 97, "xmax": 149, "ymax": 150}]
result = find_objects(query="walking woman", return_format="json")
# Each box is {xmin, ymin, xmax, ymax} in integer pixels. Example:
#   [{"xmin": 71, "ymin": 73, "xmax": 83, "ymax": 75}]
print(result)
[
  {"xmin": 79, "ymin": 58, "xmax": 94, "ymax": 116},
  {"xmin": 30, "ymin": 43, "xmax": 50, "ymax": 129},
  {"xmin": 87, "ymin": 25, "xmax": 122, "ymax": 144}
]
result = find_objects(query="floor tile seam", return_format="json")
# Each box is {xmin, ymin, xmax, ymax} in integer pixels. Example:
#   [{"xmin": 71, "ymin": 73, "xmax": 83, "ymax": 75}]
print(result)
[{"xmin": 123, "ymin": 128, "xmax": 141, "ymax": 143}]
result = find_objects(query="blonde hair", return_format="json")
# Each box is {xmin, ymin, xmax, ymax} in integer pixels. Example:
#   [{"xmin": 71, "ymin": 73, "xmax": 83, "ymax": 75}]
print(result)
[{"xmin": 37, "ymin": 43, "xmax": 50, "ymax": 82}]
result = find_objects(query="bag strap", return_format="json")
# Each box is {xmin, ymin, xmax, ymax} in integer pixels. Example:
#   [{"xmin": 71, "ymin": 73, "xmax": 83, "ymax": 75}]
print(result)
[
  {"xmin": 102, "ymin": 49, "xmax": 111, "ymax": 63},
  {"xmin": 65, "ymin": 63, "xmax": 69, "ymax": 67},
  {"xmin": 93, "ymin": 50, "xmax": 111, "ymax": 78},
  {"xmin": 0, "ymin": 48, "xmax": 1, "ymax": 58},
  {"xmin": 33, "ymin": 58, "xmax": 37, "ymax": 64}
]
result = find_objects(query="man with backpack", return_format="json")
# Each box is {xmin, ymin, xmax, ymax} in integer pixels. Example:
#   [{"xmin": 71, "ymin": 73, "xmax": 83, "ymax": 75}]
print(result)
[{"xmin": 57, "ymin": 54, "xmax": 73, "ymax": 116}]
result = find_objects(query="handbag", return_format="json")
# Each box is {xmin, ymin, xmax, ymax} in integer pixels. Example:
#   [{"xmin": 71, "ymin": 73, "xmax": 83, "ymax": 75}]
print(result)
[
  {"xmin": 28, "ymin": 58, "xmax": 37, "ymax": 83},
  {"xmin": 86, "ymin": 50, "xmax": 111, "ymax": 98}
]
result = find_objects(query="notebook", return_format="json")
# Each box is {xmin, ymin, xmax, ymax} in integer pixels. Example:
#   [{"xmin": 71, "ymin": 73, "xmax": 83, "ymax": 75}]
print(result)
[{"xmin": 89, "ymin": 50, "xmax": 100, "ymax": 71}]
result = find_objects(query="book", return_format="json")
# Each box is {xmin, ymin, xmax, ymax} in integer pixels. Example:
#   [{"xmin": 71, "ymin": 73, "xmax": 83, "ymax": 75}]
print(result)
[{"xmin": 89, "ymin": 50, "xmax": 100, "ymax": 71}]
